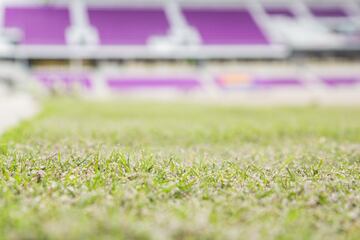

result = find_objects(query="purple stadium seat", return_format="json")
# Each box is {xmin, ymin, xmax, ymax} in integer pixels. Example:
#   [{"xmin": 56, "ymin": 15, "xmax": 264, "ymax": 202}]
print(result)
[
  {"xmin": 253, "ymin": 77, "xmax": 303, "ymax": 88},
  {"xmin": 217, "ymin": 75, "xmax": 303, "ymax": 90},
  {"xmin": 88, "ymin": 8, "xmax": 169, "ymax": 45},
  {"xmin": 107, "ymin": 77, "xmax": 201, "ymax": 91},
  {"xmin": 321, "ymin": 77, "xmax": 360, "ymax": 87},
  {"xmin": 182, "ymin": 8, "xmax": 268, "ymax": 45},
  {"xmin": 36, "ymin": 72, "xmax": 92, "ymax": 90},
  {"xmin": 309, "ymin": 6, "xmax": 348, "ymax": 18},
  {"xmin": 265, "ymin": 7, "xmax": 296, "ymax": 18},
  {"xmin": 4, "ymin": 6, "xmax": 70, "ymax": 45}
]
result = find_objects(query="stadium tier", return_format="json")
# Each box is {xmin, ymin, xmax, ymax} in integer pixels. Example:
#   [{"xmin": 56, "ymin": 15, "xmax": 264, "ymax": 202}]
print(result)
[
  {"xmin": 107, "ymin": 77, "xmax": 201, "ymax": 91},
  {"xmin": 0, "ymin": 0, "xmax": 359, "ymax": 59},
  {"xmin": 253, "ymin": 76, "xmax": 303, "ymax": 88},
  {"xmin": 264, "ymin": 7, "xmax": 296, "ymax": 18},
  {"xmin": 88, "ymin": 8, "xmax": 169, "ymax": 45},
  {"xmin": 4, "ymin": 6, "xmax": 70, "ymax": 45},
  {"xmin": 32, "ymin": 70, "xmax": 360, "ymax": 94},
  {"xmin": 182, "ymin": 8, "xmax": 268, "ymax": 45},
  {"xmin": 35, "ymin": 71, "xmax": 92, "ymax": 90},
  {"xmin": 320, "ymin": 76, "xmax": 360, "ymax": 87},
  {"xmin": 217, "ymin": 75, "xmax": 304, "ymax": 90},
  {"xmin": 309, "ymin": 6, "xmax": 349, "ymax": 18}
]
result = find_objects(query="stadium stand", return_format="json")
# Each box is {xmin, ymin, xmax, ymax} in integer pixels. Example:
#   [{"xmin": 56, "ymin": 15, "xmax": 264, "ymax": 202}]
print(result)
[
  {"xmin": 0, "ymin": 0, "xmax": 287, "ymax": 58},
  {"xmin": 309, "ymin": 6, "xmax": 349, "ymax": 18},
  {"xmin": 252, "ymin": 76, "xmax": 303, "ymax": 89},
  {"xmin": 264, "ymin": 7, "xmax": 296, "ymax": 18},
  {"xmin": 0, "ymin": 0, "xmax": 359, "ymax": 102},
  {"xmin": 35, "ymin": 71, "xmax": 92, "ymax": 91},
  {"xmin": 4, "ymin": 6, "xmax": 70, "ymax": 45},
  {"xmin": 217, "ymin": 74, "xmax": 304, "ymax": 90},
  {"xmin": 320, "ymin": 76, "xmax": 360, "ymax": 87},
  {"xmin": 182, "ymin": 8, "xmax": 268, "ymax": 45},
  {"xmin": 88, "ymin": 7, "xmax": 169, "ymax": 45},
  {"xmin": 1, "ymin": 0, "xmax": 358, "ymax": 59},
  {"xmin": 107, "ymin": 77, "xmax": 201, "ymax": 91}
]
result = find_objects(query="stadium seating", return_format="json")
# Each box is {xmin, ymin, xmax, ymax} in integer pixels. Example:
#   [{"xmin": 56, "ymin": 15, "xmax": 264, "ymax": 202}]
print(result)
[
  {"xmin": 217, "ymin": 74, "xmax": 303, "ymax": 90},
  {"xmin": 0, "ymin": 0, "xmax": 358, "ymax": 59},
  {"xmin": 35, "ymin": 72, "xmax": 92, "ymax": 90},
  {"xmin": 107, "ymin": 77, "xmax": 201, "ymax": 91},
  {"xmin": 264, "ymin": 7, "xmax": 296, "ymax": 18},
  {"xmin": 309, "ymin": 6, "xmax": 349, "ymax": 18},
  {"xmin": 253, "ymin": 76, "xmax": 303, "ymax": 88},
  {"xmin": 182, "ymin": 8, "xmax": 268, "ymax": 45},
  {"xmin": 320, "ymin": 76, "xmax": 360, "ymax": 87},
  {"xmin": 88, "ymin": 8, "xmax": 169, "ymax": 45},
  {"xmin": 217, "ymin": 73, "xmax": 360, "ymax": 90},
  {"xmin": 4, "ymin": 6, "xmax": 70, "ymax": 45}
]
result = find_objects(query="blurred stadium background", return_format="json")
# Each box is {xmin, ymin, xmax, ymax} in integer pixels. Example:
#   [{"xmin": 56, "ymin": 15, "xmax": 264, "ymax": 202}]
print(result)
[{"xmin": 0, "ymin": 0, "xmax": 360, "ymax": 105}]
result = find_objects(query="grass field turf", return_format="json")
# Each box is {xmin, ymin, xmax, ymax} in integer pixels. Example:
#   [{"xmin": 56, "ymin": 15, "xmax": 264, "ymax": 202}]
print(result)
[{"xmin": 0, "ymin": 99, "xmax": 359, "ymax": 240}]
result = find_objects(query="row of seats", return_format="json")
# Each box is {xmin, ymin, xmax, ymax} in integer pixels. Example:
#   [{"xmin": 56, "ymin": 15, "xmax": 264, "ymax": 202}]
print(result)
[
  {"xmin": 35, "ymin": 72, "xmax": 360, "ymax": 92},
  {"xmin": 3, "ymin": 4, "xmax": 355, "ymax": 46},
  {"xmin": 265, "ymin": 6, "xmax": 350, "ymax": 18},
  {"xmin": 4, "ymin": 6, "xmax": 266, "ymax": 45},
  {"xmin": 216, "ymin": 75, "xmax": 360, "ymax": 89}
]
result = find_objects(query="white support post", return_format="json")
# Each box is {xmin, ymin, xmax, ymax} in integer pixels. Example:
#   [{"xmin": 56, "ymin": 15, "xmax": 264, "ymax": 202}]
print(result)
[
  {"xmin": 66, "ymin": 0, "xmax": 98, "ymax": 46},
  {"xmin": 149, "ymin": 0, "xmax": 200, "ymax": 47},
  {"xmin": 71, "ymin": 0, "xmax": 88, "ymax": 29},
  {"xmin": 293, "ymin": 0, "xmax": 313, "ymax": 20},
  {"xmin": 165, "ymin": 0, "xmax": 188, "ymax": 32},
  {"xmin": 246, "ymin": 0, "xmax": 283, "ymax": 45}
]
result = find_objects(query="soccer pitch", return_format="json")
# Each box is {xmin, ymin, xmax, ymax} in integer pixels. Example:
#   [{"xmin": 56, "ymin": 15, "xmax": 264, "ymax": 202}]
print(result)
[{"xmin": 0, "ymin": 99, "xmax": 359, "ymax": 239}]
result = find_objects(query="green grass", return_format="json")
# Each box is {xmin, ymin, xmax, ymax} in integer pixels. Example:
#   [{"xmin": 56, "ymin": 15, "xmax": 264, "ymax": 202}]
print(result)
[{"xmin": 0, "ymin": 98, "xmax": 359, "ymax": 240}]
